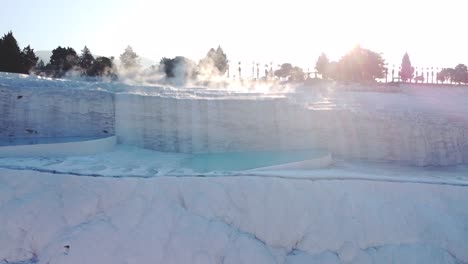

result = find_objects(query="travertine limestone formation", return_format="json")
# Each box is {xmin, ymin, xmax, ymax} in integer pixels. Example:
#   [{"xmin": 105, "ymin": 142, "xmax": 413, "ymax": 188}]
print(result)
[
  {"xmin": 0, "ymin": 85, "xmax": 114, "ymax": 139},
  {"xmin": 2, "ymin": 82, "xmax": 468, "ymax": 166}
]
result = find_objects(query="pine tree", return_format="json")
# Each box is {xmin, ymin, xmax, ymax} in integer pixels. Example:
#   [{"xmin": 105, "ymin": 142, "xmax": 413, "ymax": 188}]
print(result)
[
  {"xmin": 198, "ymin": 46, "xmax": 228, "ymax": 76},
  {"xmin": 47, "ymin": 46, "xmax": 78, "ymax": 77},
  {"xmin": 20, "ymin": 45, "xmax": 38, "ymax": 74},
  {"xmin": 315, "ymin": 53, "xmax": 330, "ymax": 79},
  {"xmin": 214, "ymin": 46, "xmax": 228, "ymax": 74},
  {"xmin": 0, "ymin": 31, "xmax": 23, "ymax": 73},
  {"xmin": 78, "ymin": 46, "xmax": 95, "ymax": 75},
  {"xmin": 119, "ymin": 46, "xmax": 140, "ymax": 70},
  {"xmin": 400, "ymin": 53, "xmax": 414, "ymax": 82},
  {"xmin": 36, "ymin": 60, "xmax": 45, "ymax": 70},
  {"xmin": 35, "ymin": 60, "xmax": 46, "ymax": 75}
]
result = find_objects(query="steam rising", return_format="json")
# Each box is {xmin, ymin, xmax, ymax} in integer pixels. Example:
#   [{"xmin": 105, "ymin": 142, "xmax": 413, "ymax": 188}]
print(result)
[{"xmin": 115, "ymin": 59, "xmax": 296, "ymax": 94}]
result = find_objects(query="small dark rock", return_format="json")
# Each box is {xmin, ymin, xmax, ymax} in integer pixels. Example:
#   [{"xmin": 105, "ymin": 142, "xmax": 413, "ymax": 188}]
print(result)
[{"xmin": 64, "ymin": 245, "xmax": 70, "ymax": 255}]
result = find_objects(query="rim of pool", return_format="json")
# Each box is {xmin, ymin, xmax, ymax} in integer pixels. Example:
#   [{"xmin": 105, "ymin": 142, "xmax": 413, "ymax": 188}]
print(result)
[
  {"xmin": 0, "ymin": 137, "xmax": 332, "ymax": 172},
  {"xmin": 0, "ymin": 136, "xmax": 117, "ymax": 157},
  {"xmin": 183, "ymin": 149, "xmax": 332, "ymax": 172}
]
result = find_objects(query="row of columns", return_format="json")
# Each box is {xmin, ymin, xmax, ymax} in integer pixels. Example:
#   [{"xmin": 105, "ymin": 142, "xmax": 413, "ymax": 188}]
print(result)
[
  {"xmin": 385, "ymin": 65, "xmax": 446, "ymax": 84},
  {"xmin": 226, "ymin": 62, "xmax": 447, "ymax": 84},
  {"xmin": 226, "ymin": 62, "xmax": 318, "ymax": 81}
]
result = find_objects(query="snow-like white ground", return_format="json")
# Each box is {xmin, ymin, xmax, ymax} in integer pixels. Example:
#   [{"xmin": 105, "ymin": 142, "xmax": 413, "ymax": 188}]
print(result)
[
  {"xmin": 1, "ymin": 166, "xmax": 468, "ymax": 264},
  {"xmin": 1, "ymin": 146, "xmax": 468, "ymax": 264},
  {"xmin": 2, "ymin": 73, "xmax": 468, "ymax": 263}
]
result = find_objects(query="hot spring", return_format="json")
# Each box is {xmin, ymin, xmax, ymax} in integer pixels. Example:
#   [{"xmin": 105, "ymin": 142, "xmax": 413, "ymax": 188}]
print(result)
[{"xmin": 1, "ymin": 74, "xmax": 468, "ymax": 168}]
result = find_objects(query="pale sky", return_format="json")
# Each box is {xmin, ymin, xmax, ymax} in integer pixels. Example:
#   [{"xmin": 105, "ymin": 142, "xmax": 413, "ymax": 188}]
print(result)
[{"xmin": 1, "ymin": 0, "xmax": 467, "ymax": 70}]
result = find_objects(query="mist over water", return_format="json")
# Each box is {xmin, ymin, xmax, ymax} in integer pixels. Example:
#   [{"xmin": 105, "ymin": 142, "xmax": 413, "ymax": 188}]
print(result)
[{"xmin": 113, "ymin": 60, "xmax": 298, "ymax": 95}]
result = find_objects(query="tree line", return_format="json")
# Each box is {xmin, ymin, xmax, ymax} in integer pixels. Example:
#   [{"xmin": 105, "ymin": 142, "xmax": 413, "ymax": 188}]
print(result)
[
  {"xmin": 436, "ymin": 65, "xmax": 468, "ymax": 84},
  {"xmin": 2, "ymin": 30, "xmax": 468, "ymax": 85},
  {"xmin": 0, "ymin": 31, "xmax": 230, "ymax": 83},
  {"xmin": 399, "ymin": 53, "xmax": 468, "ymax": 84},
  {"xmin": 158, "ymin": 46, "xmax": 228, "ymax": 81},
  {"xmin": 316, "ymin": 48, "xmax": 468, "ymax": 85},
  {"xmin": 0, "ymin": 31, "xmax": 117, "ymax": 78},
  {"xmin": 37, "ymin": 46, "xmax": 118, "ymax": 78}
]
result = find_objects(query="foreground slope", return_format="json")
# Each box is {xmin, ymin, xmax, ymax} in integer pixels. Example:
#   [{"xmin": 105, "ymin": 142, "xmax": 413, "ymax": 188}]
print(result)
[{"xmin": 1, "ymin": 168, "xmax": 467, "ymax": 264}]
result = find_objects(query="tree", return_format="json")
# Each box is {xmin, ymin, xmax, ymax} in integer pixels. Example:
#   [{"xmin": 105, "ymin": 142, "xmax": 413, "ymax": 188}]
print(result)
[
  {"xmin": 160, "ymin": 57, "xmax": 176, "ymax": 78},
  {"xmin": 290, "ymin": 66, "xmax": 305, "ymax": 82},
  {"xmin": 20, "ymin": 45, "xmax": 38, "ymax": 74},
  {"xmin": 88, "ymin": 56, "xmax": 117, "ymax": 79},
  {"xmin": 452, "ymin": 64, "xmax": 468, "ymax": 84},
  {"xmin": 337, "ymin": 45, "xmax": 385, "ymax": 82},
  {"xmin": 0, "ymin": 31, "xmax": 23, "ymax": 73},
  {"xmin": 119, "ymin": 45, "xmax": 140, "ymax": 70},
  {"xmin": 327, "ymin": 61, "xmax": 340, "ymax": 80},
  {"xmin": 47, "ymin": 46, "xmax": 78, "ymax": 77},
  {"xmin": 36, "ymin": 60, "xmax": 45, "ymax": 70},
  {"xmin": 214, "ymin": 46, "xmax": 228, "ymax": 74},
  {"xmin": 0, "ymin": 31, "xmax": 38, "ymax": 74},
  {"xmin": 34, "ymin": 59, "xmax": 46, "ymax": 75},
  {"xmin": 437, "ymin": 68, "xmax": 455, "ymax": 83},
  {"xmin": 274, "ymin": 63, "xmax": 304, "ymax": 82},
  {"xmin": 315, "ymin": 53, "xmax": 330, "ymax": 79},
  {"xmin": 437, "ymin": 68, "xmax": 455, "ymax": 84},
  {"xmin": 400, "ymin": 52, "xmax": 414, "ymax": 82},
  {"xmin": 274, "ymin": 63, "xmax": 293, "ymax": 79},
  {"xmin": 437, "ymin": 68, "xmax": 450, "ymax": 83},
  {"xmin": 79, "ymin": 46, "xmax": 95, "ymax": 75},
  {"xmin": 160, "ymin": 56, "xmax": 196, "ymax": 81},
  {"xmin": 198, "ymin": 46, "xmax": 228, "ymax": 76}
]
